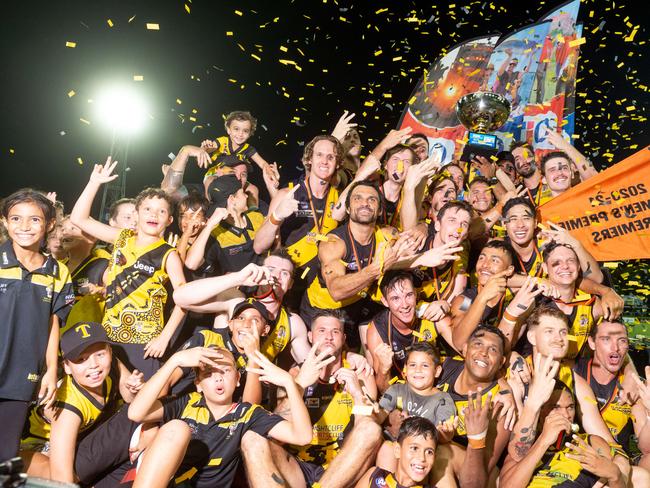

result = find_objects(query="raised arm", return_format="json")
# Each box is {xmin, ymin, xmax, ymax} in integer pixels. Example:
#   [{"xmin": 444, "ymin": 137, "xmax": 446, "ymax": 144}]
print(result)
[
  {"xmin": 544, "ymin": 127, "xmax": 598, "ymax": 181},
  {"xmin": 541, "ymin": 223, "xmax": 604, "ymax": 283},
  {"xmin": 253, "ymin": 185, "xmax": 300, "ymax": 254},
  {"xmin": 401, "ymin": 154, "xmax": 440, "ymax": 230},
  {"xmin": 70, "ymin": 157, "xmax": 122, "ymax": 244},
  {"xmin": 184, "ymin": 208, "xmax": 228, "ymax": 270},
  {"xmin": 161, "ymin": 145, "xmax": 211, "ymax": 197}
]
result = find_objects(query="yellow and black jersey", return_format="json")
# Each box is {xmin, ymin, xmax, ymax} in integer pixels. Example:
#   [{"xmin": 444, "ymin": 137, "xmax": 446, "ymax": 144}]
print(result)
[
  {"xmin": 174, "ymin": 329, "xmax": 248, "ymax": 400},
  {"xmin": 522, "ymin": 356, "xmax": 576, "ymax": 402},
  {"xmin": 525, "ymin": 181, "xmax": 553, "ymax": 209},
  {"xmin": 162, "ymin": 393, "xmax": 283, "ymax": 488},
  {"xmin": 574, "ymin": 358, "xmax": 637, "ymax": 457},
  {"xmin": 63, "ymin": 248, "xmax": 110, "ymax": 333},
  {"xmin": 437, "ymin": 357, "xmax": 500, "ymax": 443},
  {"xmin": 369, "ymin": 308, "xmax": 448, "ymax": 381},
  {"xmin": 367, "ymin": 467, "xmax": 430, "ymax": 488},
  {"xmin": 306, "ymin": 224, "xmax": 391, "ymax": 311},
  {"xmin": 528, "ymin": 434, "xmax": 600, "ymax": 488},
  {"xmin": 261, "ymin": 306, "xmax": 292, "ymax": 362},
  {"xmin": 541, "ymin": 291, "xmax": 596, "ymax": 358},
  {"xmin": 414, "ymin": 226, "xmax": 469, "ymax": 302},
  {"xmin": 458, "ymin": 286, "xmax": 514, "ymax": 328},
  {"xmin": 21, "ymin": 363, "xmax": 120, "ymax": 450},
  {"xmin": 204, "ymin": 135, "xmax": 258, "ymax": 178},
  {"xmin": 378, "ymin": 187, "xmax": 403, "ymax": 230},
  {"xmin": 209, "ymin": 210, "xmax": 264, "ymax": 273},
  {"xmin": 0, "ymin": 241, "xmax": 74, "ymax": 401},
  {"xmin": 289, "ymin": 357, "xmax": 354, "ymax": 467},
  {"xmin": 282, "ymin": 178, "xmax": 340, "ymax": 274},
  {"xmin": 506, "ymin": 236, "xmax": 545, "ymax": 278},
  {"xmin": 103, "ymin": 229, "xmax": 175, "ymax": 345}
]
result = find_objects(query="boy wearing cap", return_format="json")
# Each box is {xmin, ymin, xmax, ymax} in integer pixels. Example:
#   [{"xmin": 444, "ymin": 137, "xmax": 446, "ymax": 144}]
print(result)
[
  {"xmin": 170, "ymin": 300, "xmax": 271, "ymax": 404},
  {"xmin": 185, "ymin": 174, "xmax": 265, "ymax": 275},
  {"xmin": 20, "ymin": 321, "xmax": 144, "ymax": 484}
]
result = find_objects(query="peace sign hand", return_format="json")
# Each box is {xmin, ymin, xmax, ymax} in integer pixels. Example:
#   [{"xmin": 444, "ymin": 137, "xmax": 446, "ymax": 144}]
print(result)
[{"xmin": 90, "ymin": 157, "xmax": 119, "ymax": 185}]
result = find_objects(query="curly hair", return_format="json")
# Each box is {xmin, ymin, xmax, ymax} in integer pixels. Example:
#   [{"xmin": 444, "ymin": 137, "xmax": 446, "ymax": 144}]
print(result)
[{"xmin": 302, "ymin": 135, "xmax": 345, "ymax": 170}]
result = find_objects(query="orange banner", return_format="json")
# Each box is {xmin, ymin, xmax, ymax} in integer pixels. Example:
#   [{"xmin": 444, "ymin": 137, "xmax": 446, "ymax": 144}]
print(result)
[{"xmin": 538, "ymin": 146, "xmax": 650, "ymax": 261}]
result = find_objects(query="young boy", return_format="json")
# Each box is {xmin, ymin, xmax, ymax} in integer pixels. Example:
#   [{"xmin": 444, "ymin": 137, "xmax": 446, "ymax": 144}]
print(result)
[
  {"xmin": 127, "ymin": 345, "xmax": 313, "ymax": 488},
  {"xmin": 356, "ymin": 417, "xmax": 438, "ymax": 488},
  {"xmin": 377, "ymin": 343, "xmax": 456, "ymax": 469},
  {"xmin": 200, "ymin": 111, "xmax": 280, "ymax": 197},
  {"xmin": 70, "ymin": 157, "xmax": 187, "ymax": 379},
  {"xmin": 20, "ymin": 321, "xmax": 144, "ymax": 484},
  {"xmin": 107, "ymin": 198, "xmax": 137, "ymax": 231},
  {"xmin": 0, "ymin": 189, "xmax": 74, "ymax": 461}
]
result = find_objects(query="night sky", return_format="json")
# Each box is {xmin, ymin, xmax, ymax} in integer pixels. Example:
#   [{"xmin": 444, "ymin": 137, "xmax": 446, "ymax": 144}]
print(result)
[{"xmin": 1, "ymin": 0, "xmax": 647, "ymax": 210}]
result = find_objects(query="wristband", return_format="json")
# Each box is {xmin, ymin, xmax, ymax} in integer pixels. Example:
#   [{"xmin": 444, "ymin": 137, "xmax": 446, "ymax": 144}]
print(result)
[
  {"xmin": 503, "ymin": 309, "xmax": 519, "ymax": 323},
  {"xmin": 352, "ymin": 404, "xmax": 374, "ymax": 416},
  {"xmin": 269, "ymin": 211, "xmax": 282, "ymax": 226},
  {"xmin": 467, "ymin": 437, "xmax": 486, "ymax": 449},
  {"xmin": 466, "ymin": 428, "xmax": 488, "ymax": 441}
]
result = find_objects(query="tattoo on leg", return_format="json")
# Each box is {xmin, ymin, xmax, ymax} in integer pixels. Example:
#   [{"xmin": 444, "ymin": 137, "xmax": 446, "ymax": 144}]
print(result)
[{"xmin": 271, "ymin": 472, "xmax": 286, "ymax": 485}]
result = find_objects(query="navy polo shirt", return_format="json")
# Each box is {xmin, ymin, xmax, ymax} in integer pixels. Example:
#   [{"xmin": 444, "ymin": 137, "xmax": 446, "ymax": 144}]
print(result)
[{"xmin": 0, "ymin": 240, "xmax": 74, "ymax": 401}]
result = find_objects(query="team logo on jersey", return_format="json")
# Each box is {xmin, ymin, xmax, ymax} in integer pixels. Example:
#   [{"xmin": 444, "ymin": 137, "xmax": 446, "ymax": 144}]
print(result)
[
  {"xmin": 307, "ymin": 398, "xmax": 320, "ymax": 408},
  {"xmin": 133, "ymin": 261, "xmax": 155, "ymax": 274}
]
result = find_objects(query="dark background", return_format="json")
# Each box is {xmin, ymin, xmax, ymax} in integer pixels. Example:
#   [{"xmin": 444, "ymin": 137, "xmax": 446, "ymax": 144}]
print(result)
[{"xmin": 1, "ymin": 0, "xmax": 647, "ymax": 209}]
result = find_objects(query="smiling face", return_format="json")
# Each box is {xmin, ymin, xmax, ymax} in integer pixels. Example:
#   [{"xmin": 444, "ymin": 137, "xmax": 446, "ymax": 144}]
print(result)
[
  {"xmin": 381, "ymin": 277, "xmax": 417, "ymax": 326},
  {"xmin": 228, "ymin": 308, "xmax": 269, "ymax": 347},
  {"xmin": 348, "ymin": 184, "xmax": 381, "ymax": 224},
  {"xmin": 408, "ymin": 136, "xmax": 429, "ymax": 162},
  {"xmin": 196, "ymin": 351, "xmax": 240, "ymax": 405},
  {"xmin": 136, "ymin": 197, "xmax": 172, "ymax": 238},
  {"xmin": 394, "ymin": 433, "xmax": 436, "ymax": 484},
  {"xmin": 475, "ymin": 246, "xmax": 514, "ymax": 286},
  {"xmin": 178, "ymin": 206, "xmax": 206, "ymax": 236},
  {"xmin": 64, "ymin": 343, "xmax": 112, "ymax": 392},
  {"xmin": 446, "ymin": 165, "xmax": 465, "ymax": 194},
  {"xmin": 226, "ymin": 119, "xmax": 252, "ymax": 147},
  {"xmin": 463, "ymin": 331, "xmax": 505, "ymax": 381},
  {"xmin": 5, "ymin": 201, "xmax": 53, "ymax": 251},
  {"xmin": 588, "ymin": 321, "xmax": 629, "ymax": 375},
  {"xmin": 435, "ymin": 206, "xmax": 470, "ymax": 244},
  {"xmin": 468, "ymin": 181, "xmax": 493, "ymax": 213},
  {"xmin": 385, "ymin": 148, "xmax": 415, "ymax": 184},
  {"xmin": 512, "ymin": 146, "xmax": 537, "ymax": 178},
  {"xmin": 309, "ymin": 316, "xmax": 346, "ymax": 357},
  {"xmin": 543, "ymin": 245, "xmax": 579, "ymax": 286},
  {"xmin": 504, "ymin": 203, "xmax": 536, "ymax": 247},
  {"xmin": 528, "ymin": 314, "xmax": 569, "ymax": 360},
  {"xmin": 544, "ymin": 157, "xmax": 573, "ymax": 194},
  {"xmin": 308, "ymin": 139, "xmax": 338, "ymax": 181},
  {"xmin": 404, "ymin": 351, "xmax": 439, "ymax": 393}
]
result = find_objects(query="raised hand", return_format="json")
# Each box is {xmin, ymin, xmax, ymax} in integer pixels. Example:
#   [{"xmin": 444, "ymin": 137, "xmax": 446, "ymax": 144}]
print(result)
[
  {"xmin": 495, "ymin": 168, "xmax": 517, "ymax": 192},
  {"xmin": 498, "ymin": 184, "xmax": 527, "ymax": 205},
  {"xmin": 600, "ymin": 287, "xmax": 624, "ymax": 321},
  {"xmin": 535, "ymin": 278, "xmax": 561, "ymax": 300},
  {"xmin": 143, "ymin": 335, "xmax": 170, "ymax": 359},
  {"xmin": 90, "ymin": 157, "xmax": 119, "ymax": 185},
  {"xmin": 632, "ymin": 366, "xmax": 650, "ymax": 411},
  {"xmin": 295, "ymin": 341, "xmax": 338, "ymax": 388},
  {"xmin": 206, "ymin": 207, "xmax": 229, "ymax": 228},
  {"xmin": 464, "ymin": 388, "xmax": 493, "ymax": 444},
  {"xmin": 527, "ymin": 353, "xmax": 560, "ymax": 409},
  {"xmin": 331, "ymin": 110, "xmax": 357, "ymax": 141},
  {"xmin": 436, "ymin": 416, "xmax": 459, "ymax": 443},
  {"xmin": 471, "ymin": 155, "xmax": 496, "ymax": 179},
  {"xmin": 540, "ymin": 222, "xmax": 580, "ymax": 249},
  {"xmin": 373, "ymin": 342, "xmax": 395, "ymax": 375},
  {"xmin": 332, "ymin": 367, "xmax": 364, "ymax": 400},
  {"xmin": 379, "ymin": 127, "xmax": 413, "ymax": 151},
  {"xmin": 246, "ymin": 350, "xmax": 295, "ymax": 389},
  {"xmin": 421, "ymin": 300, "xmax": 451, "ymax": 322},
  {"xmin": 200, "ymin": 139, "xmax": 219, "ymax": 153},
  {"xmin": 404, "ymin": 154, "xmax": 441, "ymax": 190},
  {"xmin": 508, "ymin": 275, "xmax": 543, "ymax": 316},
  {"xmin": 45, "ymin": 191, "xmax": 58, "ymax": 204},
  {"xmin": 565, "ymin": 435, "xmax": 623, "ymax": 483},
  {"xmin": 538, "ymin": 411, "xmax": 572, "ymax": 447},
  {"xmin": 543, "ymin": 126, "xmax": 569, "ymax": 150},
  {"xmin": 478, "ymin": 270, "xmax": 510, "ymax": 303},
  {"xmin": 263, "ymin": 162, "xmax": 281, "ymax": 189},
  {"xmin": 237, "ymin": 263, "xmax": 273, "ymax": 287},
  {"xmin": 125, "ymin": 369, "xmax": 145, "ymax": 394},
  {"xmin": 416, "ymin": 241, "xmax": 463, "ymax": 268},
  {"xmin": 273, "ymin": 184, "xmax": 301, "ymax": 220},
  {"xmin": 171, "ymin": 346, "xmax": 225, "ymax": 369},
  {"xmin": 493, "ymin": 388, "xmax": 518, "ymax": 431}
]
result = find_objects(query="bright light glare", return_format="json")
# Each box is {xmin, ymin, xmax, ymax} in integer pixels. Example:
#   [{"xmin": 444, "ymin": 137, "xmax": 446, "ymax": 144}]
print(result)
[{"xmin": 96, "ymin": 86, "xmax": 148, "ymax": 134}]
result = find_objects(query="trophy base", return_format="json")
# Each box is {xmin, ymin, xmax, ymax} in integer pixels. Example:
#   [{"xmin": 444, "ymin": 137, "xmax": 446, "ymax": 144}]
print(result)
[{"xmin": 460, "ymin": 132, "xmax": 501, "ymax": 165}]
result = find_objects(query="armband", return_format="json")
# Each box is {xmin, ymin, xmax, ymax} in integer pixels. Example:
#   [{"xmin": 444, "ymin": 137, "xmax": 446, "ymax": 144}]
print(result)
[
  {"xmin": 351, "ymin": 405, "xmax": 374, "ymax": 416},
  {"xmin": 269, "ymin": 212, "xmax": 282, "ymax": 226}
]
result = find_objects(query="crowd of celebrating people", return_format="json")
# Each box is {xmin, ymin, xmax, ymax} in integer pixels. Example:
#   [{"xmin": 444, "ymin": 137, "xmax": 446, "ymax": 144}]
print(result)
[{"xmin": 1, "ymin": 109, "xmax": 649, "ymax": 488}]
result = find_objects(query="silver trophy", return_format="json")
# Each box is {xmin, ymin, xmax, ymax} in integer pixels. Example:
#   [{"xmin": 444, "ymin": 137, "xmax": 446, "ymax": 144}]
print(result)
[{"xmin": 455, "ymin": 91, "xmax": 511, "ymax": 134}]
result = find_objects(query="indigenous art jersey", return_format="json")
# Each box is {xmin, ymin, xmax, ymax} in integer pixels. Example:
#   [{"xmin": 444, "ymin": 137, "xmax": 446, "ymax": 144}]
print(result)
[
  {"xmin": 261, "ymin": 306, "xmax": 292, "ymax": 362},
  {"xmin": 369, "ymin": 309, "xmax": 443, "ymax": 380},
  {"xmin": 21, "ymin": 363, "xmax": 120, "ymax": 450},
  {"xmin": 103, "ymin": 229, "xmax": 175, "ymax": 345},
  {"xmin": 0, "ymin": 241, "xmax": 74, "ymax": 401},
  {"xmin": 437, "ymin": 357, "xmax": 500, "ymax": 443},
  {"xmin": 367, "ymin": 467, "xmax": 431, "ymax": 488},
  {"xmin": 574, "ymin": 358, "xmax": 637, "ymax": 457},
  {"xmin": 289, "ymin": 357, "xmax": 354, "ymax": 467},
  {"xmin": 209, "ymin": 210, "xmax": 264, "ymax": 273},
  {"xmin": 283, "ymin": 178, "xmax": 340, "ymax": 272},
  {"xmin": 204, "ymin": 135, "xmax": 258, "ymax": 177},
  {"xmin": 64, "ymin": 248, "xmax": 110, "ymax": 332},
  {"xmin": 528, "ymin": 434, "xmax": 599, "ymax": 488},
  {"xmin": 162, "ymin": 393, "xmax": 283, "ymax": 488}
]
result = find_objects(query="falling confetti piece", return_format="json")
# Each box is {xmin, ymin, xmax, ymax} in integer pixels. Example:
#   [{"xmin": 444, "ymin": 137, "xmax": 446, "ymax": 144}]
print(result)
[
  {"xmin": 68, "ymin": 90, "xmax": 75, "ymax": 98},
  {"xmin": 146, "ymin": 23, "xmax": 160, "ymax": 30},
  {"xmin": 77, "ymin": 157, "xmax": 83, "ymax": 165},
  {"xmin": 65, "ymin": 41, "xmax": 76, "ymax": 48},
  {"xmin": 79, "ymin": 118, "xmax": 90, "ymax": 125},
  {"xmin": 107, "ymin": 19, "xmax": 114, "ymax": 27},
  {"xmin": 133, "ymin": 75, "xmax": 144, "ymax": 81},
  {"xmin": 9, "ymin": 148, "xmax": 15, "ymax": 155},
  {"xmin": 185, "ymin": 4, "xmax": 191, "ymax": 14}
]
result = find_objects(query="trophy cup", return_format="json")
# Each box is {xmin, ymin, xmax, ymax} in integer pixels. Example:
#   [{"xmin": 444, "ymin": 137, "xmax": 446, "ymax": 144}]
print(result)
[{"xmin": 455, "ymin": 91, "xmax": 511, "ymax": 162}]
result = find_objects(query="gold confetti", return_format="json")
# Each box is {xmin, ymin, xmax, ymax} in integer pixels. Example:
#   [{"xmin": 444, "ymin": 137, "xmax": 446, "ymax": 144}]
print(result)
[
  {"xmin": 234, "ymin": 10, "xmax": 243, "ymax": 16},
  {"xmin": 9, "ymin": 148, "xmax": 15, "ymax": 155},
  {"xmin": 133, "ymin": 75, "xmax": 144, "ymax": 81},
  {"xmin": 146, "ymin": 23, "xmax": 160, "ymax": 30},
  {"xmin": 79, "ymin": 118, "xmax": 90, "ymax": 125},
  {"xmin": 107, "ymin": 19, "xmax": 114, "ymax": 27},
  {"xmin": 65, "ymin": 41, "xmax": 76, "ymax": 48},
  {"xmin": 184, "ymin": 4, "xmax": 191, "ymax": 14},
  {"xmin": 300, "ymin": 267, "xmax": 310, "ymax": 280},
  {"xmin": 77, "ymin": 157, "xmax": 83, "ymax": 165},
  {"xmin": 226, "ymin": 31, "xmax": 233, "ymax": 36},
  {"xmin": 67, "ymin": 90, "xmax": 76, "ymax": 98}
]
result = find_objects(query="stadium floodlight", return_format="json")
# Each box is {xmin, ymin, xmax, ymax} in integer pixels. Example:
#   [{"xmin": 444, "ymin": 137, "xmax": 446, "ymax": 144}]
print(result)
[{"xmin": 95, "ymin": 86, "xmax": 148, "ymax": 134}]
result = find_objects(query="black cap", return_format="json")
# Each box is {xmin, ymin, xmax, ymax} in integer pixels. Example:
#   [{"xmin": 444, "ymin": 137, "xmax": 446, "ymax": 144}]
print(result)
[
  {"xmin": 60, "ymin": 322, "xmax": 110, "ymax": 361},
  {"xmin": 231, "ymin": 299, "xmax": 271, "ymax": 324},
  {"xmin": 207, "ymin": 174, "xmax": 242, "ymax": 208}
]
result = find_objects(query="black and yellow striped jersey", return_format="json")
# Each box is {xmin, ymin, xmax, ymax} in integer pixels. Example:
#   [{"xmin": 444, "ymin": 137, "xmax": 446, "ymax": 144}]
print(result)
[
  {"xmin": 204, "ymin": 135, "xmax": 258, "ymax": 176},
  {"xmin": 528, "ymin": 434, "xmax": 600, "ymax": 487},
  {"xmin": 261, "ymin": 306, "xmax": 292, "ymax": 362},
  {"xmin": 367, "ymin": 467, "xmax": 429, "ymax": 488},
  {"xmin": 162, "ymin": 393, "xmax": 283, "ymax": 488},
  {"xmin": 102, "ymin": 229, "xmax": 175, "ymax": 344}
]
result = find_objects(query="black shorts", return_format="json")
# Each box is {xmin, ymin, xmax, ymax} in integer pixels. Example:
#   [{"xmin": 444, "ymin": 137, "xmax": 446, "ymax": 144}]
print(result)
[
  {"xmin": 296, "ymin": 459, "xmax": 325, "ymax": 486},
  {"xmin": 75, "ymin": 405, "xmax": 139, "ymax": 487},
  {"xmin": 111, "ymin": 343, "xmax": 161, "ymax": 381}
]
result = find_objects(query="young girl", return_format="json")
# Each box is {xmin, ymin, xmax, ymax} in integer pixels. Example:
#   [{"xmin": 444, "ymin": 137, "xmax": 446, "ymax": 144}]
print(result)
[{"xmin": 0, "ymin": 189, "xmax": 74, "ymax": 460}]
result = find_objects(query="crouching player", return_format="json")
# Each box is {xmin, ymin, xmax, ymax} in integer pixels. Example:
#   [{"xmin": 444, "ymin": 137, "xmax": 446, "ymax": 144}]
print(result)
[
  {"xmin": 20, "ymin": 321, "xmax": 144, "ymax": 484},
  {"xmin": 127, "ymin": 346, "xmax": 313, "ymax": 488}
]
